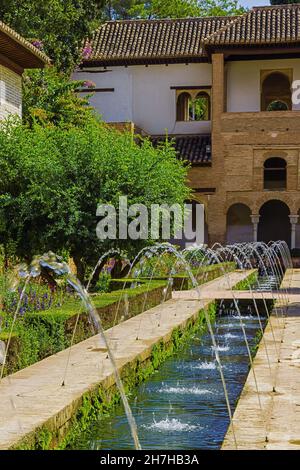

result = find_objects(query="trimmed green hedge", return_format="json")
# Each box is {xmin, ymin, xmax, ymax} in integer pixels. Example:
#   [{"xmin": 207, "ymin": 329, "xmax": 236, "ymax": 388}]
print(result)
[
  {"xmin": 140, "ymin": 262, "xmax": 236, "ymax": 290},
  {"xmin": 233, "ymin": 271, "xmax": 258, "ymax": 291},
  {"xmin": 0, "ymin": 280, "xmax": 170, "ymax": 376}
]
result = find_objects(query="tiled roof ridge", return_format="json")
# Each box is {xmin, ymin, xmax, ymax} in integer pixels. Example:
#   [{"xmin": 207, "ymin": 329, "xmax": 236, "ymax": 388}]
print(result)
[
  {"xmin": 100, "ymin": 15, "xmax": 235, "ymax": 26},
  {"xmin": 252, "ymin": 4, "xmax": 300, "ymax": 10},
  {"xmin": 204, "ymin": 3, "xmax": 300, "ymax": 47},
  {"xmin": 203, "ymin": 12, "xmax": 247, "ymax": 44},
  {"xmin": 0, "ymin": 19, "xmax": 50, "ymax": 64}
]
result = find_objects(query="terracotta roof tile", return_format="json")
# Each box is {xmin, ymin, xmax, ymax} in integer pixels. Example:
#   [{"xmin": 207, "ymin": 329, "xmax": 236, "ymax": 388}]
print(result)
[
  {"xmin": 151, "ymin": 134, "xmax": 211, "ymax": 165},
  {"xmin": 82, "ymin": 17, "xmax": 233, "ymax": 65},
  {"xmin": 81, "ymin": 5, "xmax": 300, "ymax": 66},
  {"xmin": 205, "ymin": 5, "xmax": 300, "ymax": 47},
  {"xmin": 0, "ymin": 20, "xmax": 50, "ymax": 65}
]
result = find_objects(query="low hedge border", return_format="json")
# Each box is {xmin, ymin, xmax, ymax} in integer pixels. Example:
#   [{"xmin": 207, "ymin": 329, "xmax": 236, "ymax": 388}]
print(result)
[
  {"xmin": 0, "ymin": 279, "xmax": 170, "ymax": 376},
  {"xmin": 140, "ymin": 262, "xmax": 236, "ymax": 290},
  {"xmin": 232, "ymin": 271, "xmax": 258, "ymax": 291}
]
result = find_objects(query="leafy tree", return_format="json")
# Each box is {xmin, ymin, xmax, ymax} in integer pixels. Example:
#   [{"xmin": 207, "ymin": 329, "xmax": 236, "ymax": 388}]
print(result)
[
  {"xmin": 105, "ymin": 0, "xmax": 244, "ymax": 19},
  {"xmin": 0, "ymin": 120, "xmax": 191, "ymax": 281},
  {"xmin": 22, "ymin": 67, "xmax": 95, "ymax": 128},
  {"xmin": 198, "ymin": 0, "xmax": 245, "ymax": 17},
  {"xmin": 0, "ymin": 0, "xmax": 105, "ymax": 71}
]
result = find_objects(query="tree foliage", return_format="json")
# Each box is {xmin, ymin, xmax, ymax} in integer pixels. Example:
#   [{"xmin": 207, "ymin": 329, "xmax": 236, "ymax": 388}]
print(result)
[
  {"xmin": 0, "ymin": 0, "xmax": 105, "ymax": 71},
  {"xmin": 105, "ymin": 0, "xmax": 245, "ymax": 19},
  {"xmin": 0, "ymin": 1, "xmax": 245, "ymax": 70},
  {"xmin": 22, "ymin": 67, "xmax": 95, "ymax": 128},
  {"xmin": 0, "ymin": 120, "xmax": 190, "ymax": 280}
]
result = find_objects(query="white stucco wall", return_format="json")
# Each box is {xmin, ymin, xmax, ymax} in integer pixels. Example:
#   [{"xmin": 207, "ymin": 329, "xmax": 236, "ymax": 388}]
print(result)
[
  {"xmin": 73, "ymin": 63, "xmax": 212, "ymax": 135},
  {"xmin": 227, "ymin": 58, "xmax": 300, "ymax": 112},
  {"xmin": 0, "ymin": 65, "xmax": 22, "ymax": 119}
]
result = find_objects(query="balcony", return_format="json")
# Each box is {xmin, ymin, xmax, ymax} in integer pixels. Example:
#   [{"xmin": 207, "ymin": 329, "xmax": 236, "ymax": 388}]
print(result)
[{"xmin": 220, "ymin": 110, "xmax": 300, "ymax": 135}]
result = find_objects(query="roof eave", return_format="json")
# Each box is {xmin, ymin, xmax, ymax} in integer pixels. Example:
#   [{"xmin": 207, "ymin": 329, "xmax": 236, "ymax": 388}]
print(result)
[{"xmin": 80, "ymin": 54, "xmax": 209, "ymax": 68}]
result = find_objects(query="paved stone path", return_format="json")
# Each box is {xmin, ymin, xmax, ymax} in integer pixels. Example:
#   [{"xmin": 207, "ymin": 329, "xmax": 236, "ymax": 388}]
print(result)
[{"xmin": 222, "ymin": 268, "xmax": 300, "ymax": 450}]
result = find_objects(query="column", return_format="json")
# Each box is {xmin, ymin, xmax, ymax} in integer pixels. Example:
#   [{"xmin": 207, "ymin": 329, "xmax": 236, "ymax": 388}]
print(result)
[
  {"xmin": 211, "ymin": 53, "xmax": 225, "ymax": 127},
  {"xmin": 289, "ymin": 214, "xmax": 299, "ymax": 249},
  {"xmin": 251, "ymin": 214, "xmax": 260, "ymax": 242}
]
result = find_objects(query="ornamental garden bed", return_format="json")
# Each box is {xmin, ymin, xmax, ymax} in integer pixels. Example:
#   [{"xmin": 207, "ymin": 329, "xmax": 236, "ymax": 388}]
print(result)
[
  {"xmin": 0, "ymin": 279, "xmax": 170, "ymax": 376},
  {"xmin": 140, "ymin": 262, "xmax": 236, "ymax": 290}
]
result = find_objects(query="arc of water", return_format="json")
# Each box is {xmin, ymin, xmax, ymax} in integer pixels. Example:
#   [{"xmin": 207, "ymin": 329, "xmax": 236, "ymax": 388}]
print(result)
[
  {"xmin": 0, "ymin": 275, "xmax": 31, "ymax": 381},
  {"xmin": 253, "ymin": 242, "xmax": 285, "ymax": 330},
  {"xmin": 257, "ymin": 242, "xmax": 287, "ymax": 331},
  {"xmin": 234, "ymin": 243, "xmax": 280, "ymax": 362},
  {"xmin": 63, "ymin": 250, "xmax": 132, "ymax": 386},
  {"xmin": 206, "ymin": 248, "xmax": 264, "ymax": 414},
  {"xmin": 34, "ymin": 254, "xmax": 142, "ymax": 451},
  {"xmin": 221, "ymin": 245, "xmax": 276, "ymax": 392}
]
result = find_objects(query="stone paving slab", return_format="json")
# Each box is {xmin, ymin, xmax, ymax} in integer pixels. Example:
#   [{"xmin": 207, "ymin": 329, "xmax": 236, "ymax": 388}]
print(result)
[
  {"xmin": 173, "ymin": 269, "xmax": 257, "ymax": 300},
  {"xmin": 222, "ymin": 269, "xmax": 300, "ymax": 450}
]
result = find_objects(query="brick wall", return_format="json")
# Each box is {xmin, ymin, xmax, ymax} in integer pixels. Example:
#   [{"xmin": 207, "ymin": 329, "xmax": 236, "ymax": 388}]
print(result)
[{"xmin": 185, "ymin": 55, "xmax": 300, "ymax": 246}]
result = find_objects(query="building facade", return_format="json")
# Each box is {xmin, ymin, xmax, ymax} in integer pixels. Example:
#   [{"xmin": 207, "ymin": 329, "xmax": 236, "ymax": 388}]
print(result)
[
  {"xmin": 75, "ymin": 4, "xmax": 300, "ymax": 248},
  {"xmin": 0, "ymin": 20, "xmax": 49, "ymax": 119}
]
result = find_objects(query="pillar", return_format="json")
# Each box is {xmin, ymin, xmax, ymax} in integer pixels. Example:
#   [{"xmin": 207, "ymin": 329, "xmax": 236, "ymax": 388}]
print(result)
[
  {"xmin": 212, "ymin": 53, "xmax": 225, "ymax": 123},
  {"xmin": 289, "ymin": 214, "xmax": 299, "ymax": 249},
  {"xmin": 251, "ymin": 214, "xmax": 260, "ymax": 242}
]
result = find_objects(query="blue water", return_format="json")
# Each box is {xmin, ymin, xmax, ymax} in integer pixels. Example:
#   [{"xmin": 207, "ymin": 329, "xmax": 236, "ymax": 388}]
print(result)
[{"xmin": 73, "ymin": 313, "xmax": 265, "ymax": 450}]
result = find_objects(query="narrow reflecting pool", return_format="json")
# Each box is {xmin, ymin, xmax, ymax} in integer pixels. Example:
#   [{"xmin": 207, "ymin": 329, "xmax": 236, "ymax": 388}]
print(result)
[{"xmin": 72, "ymin": 312, "xmax": 266, "ymax": 450}]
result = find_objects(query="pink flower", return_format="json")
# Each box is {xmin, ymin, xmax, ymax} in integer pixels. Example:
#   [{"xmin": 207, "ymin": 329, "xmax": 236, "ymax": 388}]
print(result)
[
  {"xmin": 83, "ymin": 80, "xmax": 96, "ymax": 88},
  {"xmin": 82, "ymin": 42, "xmax": 92, "ymax": 59},
  {"xmin": 32, "ymin": 40, "xmax": 43, "ymax": 50}
]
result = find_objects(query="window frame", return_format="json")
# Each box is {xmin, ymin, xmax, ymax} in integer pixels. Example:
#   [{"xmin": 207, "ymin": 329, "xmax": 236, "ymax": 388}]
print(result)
[{"xmin": 176, "ymin": 88, "xmax": 211, "ymax": 123}]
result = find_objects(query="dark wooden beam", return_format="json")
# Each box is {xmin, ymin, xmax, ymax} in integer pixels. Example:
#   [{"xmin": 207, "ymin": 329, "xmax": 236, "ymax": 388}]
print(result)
[
  {"xmin": 170, "ymin": 85, "xmax": 211, "ymax": 90},
  {"xmin": 76, "ymin": 88, "xmax": 115, "ymax": 93},
  {"xmin": 0, "ymin": 52, "xmax": 23, "ymax": 75},
  {"xmin": 193, "ymin": 187, "xmax": 215, "ymax": 193}
]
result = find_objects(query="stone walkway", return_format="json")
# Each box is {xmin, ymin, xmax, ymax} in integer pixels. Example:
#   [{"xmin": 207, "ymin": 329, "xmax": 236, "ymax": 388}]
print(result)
[
  {"xmin": 222, "ymin": 268, "xmax": 300, "ymax": 450},
  {"xmin": 173, "ymin": 269, "xmax": 257, "ymax": 300}
]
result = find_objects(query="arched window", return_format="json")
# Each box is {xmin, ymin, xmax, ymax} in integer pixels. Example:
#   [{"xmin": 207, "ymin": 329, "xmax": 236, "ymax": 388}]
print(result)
[
  {"xmin": 226, "ymin": 203, "xmax": 252, "ymax": 244},
  {"xmin": 176, "ymin": 92, "xmax": 191, "ymax": 121},
  {"xmin": 189, "ymin": 92, "xmax": 210, "ymax": 121},
  {"xmin": 264, "ymin": 157, "xmax": 287, "ymax": 190},
  {"xmin": 261, "ymin": 72, "xmax": 291, "ymax": 111}
]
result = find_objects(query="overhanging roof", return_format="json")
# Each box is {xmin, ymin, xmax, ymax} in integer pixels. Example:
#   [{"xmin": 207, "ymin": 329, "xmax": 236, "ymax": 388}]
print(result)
[
  {"xmin": 81, "ymin": 16, "xmax": 233, "ymax": 66},
  {"xmin": 0, "ymin": 20, "xmax": 50, "ymax": 71},
  {"xmin": 80, "ymin": 5, "xmax": 300, "ymax": 67}
]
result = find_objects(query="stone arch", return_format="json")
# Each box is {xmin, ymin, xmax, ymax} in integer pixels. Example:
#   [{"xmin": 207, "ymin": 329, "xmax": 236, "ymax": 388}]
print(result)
[
  {"xmin": 191, "ymin": 91, "xmax": 211, "ymax": 121},
  {"xmin": 176, "ymin": 92, "xmax": 191, "ymax": 121},
  {"xmin": 225, "ymin": 197, "xmax": 255, "ymax": 215},
  {"xmin": 253, "ymin": 194, "xmax": 294, "ymax": 214},
  {"xmin": 261, "ymin": 71, "xmax": 292, "ymax": 111},
  {"xmin": 258, "ymin": 199, "xmax": 291, "ymax": 246},
  {"xmin": 226, "ymin": 203, "xmax": 252, "ymax": 244}
]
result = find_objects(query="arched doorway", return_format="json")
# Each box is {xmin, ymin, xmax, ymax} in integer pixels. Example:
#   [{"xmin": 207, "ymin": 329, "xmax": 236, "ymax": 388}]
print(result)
[
  {"xmin": 226, "ymin": 203, "xmax": 252, "ymax": 244},
  {"xmin": 261, "ymin": 71, "xmax": 292, "ymax": 111},
  {"xmin": 258, "ymin": 200, "xmax": 290, "ymax": 246}
]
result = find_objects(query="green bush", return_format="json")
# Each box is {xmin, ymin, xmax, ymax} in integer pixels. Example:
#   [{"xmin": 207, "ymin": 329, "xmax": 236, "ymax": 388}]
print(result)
[{"xmin": 0, "ymin": 279, "xmax": 169, "ymax": 375}]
